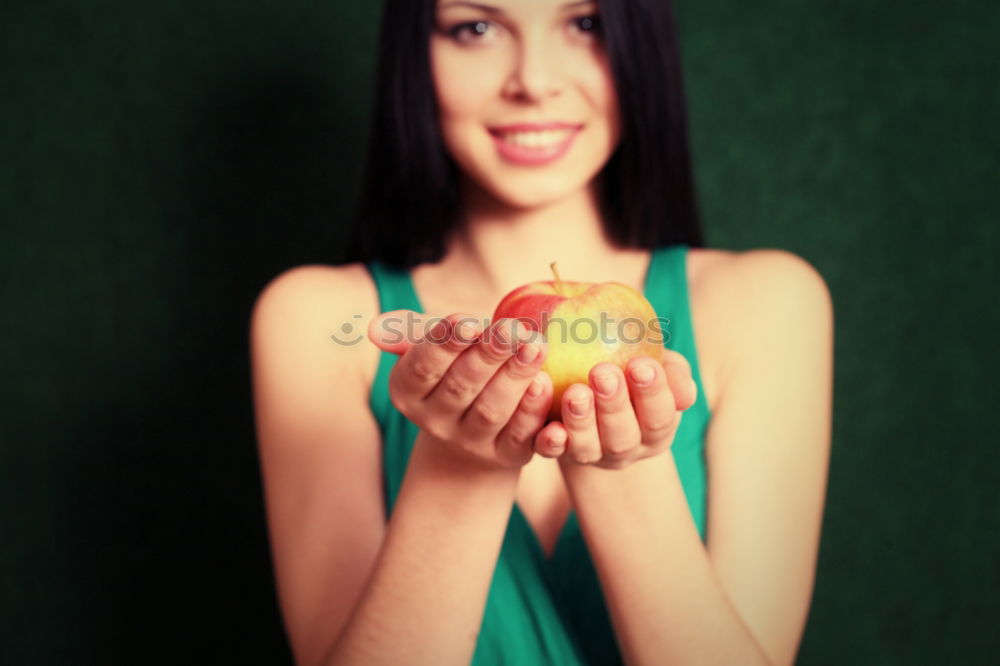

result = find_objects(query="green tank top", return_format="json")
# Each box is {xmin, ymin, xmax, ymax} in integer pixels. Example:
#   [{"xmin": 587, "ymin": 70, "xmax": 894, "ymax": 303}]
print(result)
[{"xmin": 366, "ymin": 244, "xmax": 712, "ymax": 665}]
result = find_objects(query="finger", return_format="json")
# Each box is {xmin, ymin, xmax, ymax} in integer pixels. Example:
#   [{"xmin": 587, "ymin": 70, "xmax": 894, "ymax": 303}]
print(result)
[
  {"xmin": 425, "ymin": 318, "xmax": 526, "ymax": 415},
  {"xmin": 625, "ymin": 356, "xmax": 681, "ymax": 446},
  {"xmin": 368, "ymin": 309, "xmax": 426, "ymax": 355},
  {"xmin": 661, "ymin": 349, "xmax": 697, "ymax": 410},
  {"xmin": 389, "ymin": 314, "xmax": 483, "ymax": 402},
  {"xmin": 561, "ymin": 384, "xmax": 602, "ymax": 465},
  {"xmin": 589, "ymin": 363, "xmax": 641, "ymax": 459},
  {"xmin": 495, "ymin": 371, "xmax": 555, "ymax": 465},
  {"xmin": 459, "ymin": 328, "xmax": 548, "ymax": 439},
  {"xmin": 533, "ymin": 420, "xmax": 569, "ymax": 459}
]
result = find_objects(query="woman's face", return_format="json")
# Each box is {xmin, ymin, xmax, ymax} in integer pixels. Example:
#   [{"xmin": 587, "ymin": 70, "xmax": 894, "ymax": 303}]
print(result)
[{"xmin": 430, "ymin": 0, "xmax": 621, "ymax": 209}]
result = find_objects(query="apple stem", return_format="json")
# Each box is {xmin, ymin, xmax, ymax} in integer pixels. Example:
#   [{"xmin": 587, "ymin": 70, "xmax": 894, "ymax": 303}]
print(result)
[{"xmin": 550, "ymin": 261, "xmax": 566, "ymax": 297}]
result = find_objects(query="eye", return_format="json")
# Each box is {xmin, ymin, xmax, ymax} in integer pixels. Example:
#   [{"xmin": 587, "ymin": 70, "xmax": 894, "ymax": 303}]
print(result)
[
  {"xmin": 447, "ymin": 20, "xmax": 497, "ymax": 44},
  {"xmin": 571, "ymin": 13, "xmax": 602, "ymax": 36}
]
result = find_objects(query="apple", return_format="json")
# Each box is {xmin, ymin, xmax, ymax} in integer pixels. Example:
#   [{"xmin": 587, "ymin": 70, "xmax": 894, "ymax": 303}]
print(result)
[{"xmin": 492, "ymin": 263, "xmax": 665, "ymax": 422}]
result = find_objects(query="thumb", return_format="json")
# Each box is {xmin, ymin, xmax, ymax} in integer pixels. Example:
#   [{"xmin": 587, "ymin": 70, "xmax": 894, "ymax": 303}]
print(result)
[
  {"xmin": 367, "ymin": 309, "xmax": 423, "ymax": 355},
  {"xmin": 660, "ymin": 349, "xmax": 697, "ymax": 411}
]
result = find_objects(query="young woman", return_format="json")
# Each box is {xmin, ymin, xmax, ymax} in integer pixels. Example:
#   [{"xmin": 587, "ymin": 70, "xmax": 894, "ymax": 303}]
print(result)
[{"xmin": 249, "ymin": 1, "xmax": 833, "ymax": 664}]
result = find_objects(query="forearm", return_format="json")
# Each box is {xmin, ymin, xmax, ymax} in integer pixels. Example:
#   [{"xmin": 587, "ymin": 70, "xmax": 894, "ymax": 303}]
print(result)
[
  {"xmin": 561, "ymin": 454, "xmax": 772, "ymax": 666},
  {"xmin": 325, "ymin": 432, "xmax": 520, "ymax": 666}
]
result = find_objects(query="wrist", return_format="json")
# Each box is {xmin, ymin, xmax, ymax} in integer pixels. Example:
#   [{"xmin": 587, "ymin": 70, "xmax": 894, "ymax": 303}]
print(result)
[
  {"xmin": 412, "ymin": 430, "xmax": 522, "ymax": 488},
  {"xmin": 558, "ymin": 449, "xmax": 671, "ymax": 491}
]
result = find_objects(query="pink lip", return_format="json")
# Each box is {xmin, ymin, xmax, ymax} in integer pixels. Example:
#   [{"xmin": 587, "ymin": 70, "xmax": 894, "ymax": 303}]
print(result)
[
  {"xmin": 489, "ymin": 122, "xmax": 582, "ymax": 133},
  {"xmin": 488, "ymin": 125, "xmax": 582, "ymax": 166}
]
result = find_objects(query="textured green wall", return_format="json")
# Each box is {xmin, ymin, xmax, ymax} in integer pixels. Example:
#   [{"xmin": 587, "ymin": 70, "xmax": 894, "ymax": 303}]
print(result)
[{"xmin": 2, "ymin": 1, "xmax": 996, "ymax": 664}]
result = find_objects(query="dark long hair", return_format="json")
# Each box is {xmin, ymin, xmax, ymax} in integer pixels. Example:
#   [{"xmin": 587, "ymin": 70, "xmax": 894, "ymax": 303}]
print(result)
[{"xmin": 344, "ymin": 0, "xmax": 704, "ymax": 269}]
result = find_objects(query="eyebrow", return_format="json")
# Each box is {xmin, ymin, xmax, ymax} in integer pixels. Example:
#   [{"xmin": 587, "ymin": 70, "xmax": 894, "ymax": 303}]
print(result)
[{"xmin": 439, "ymin": 1, "xmax": 596, "ymax": 14}]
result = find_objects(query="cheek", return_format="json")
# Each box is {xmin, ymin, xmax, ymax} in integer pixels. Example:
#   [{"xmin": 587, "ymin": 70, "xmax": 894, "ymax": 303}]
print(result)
[
  {"xmin": 431, "ymin": 47, "xmax": 502, "ymax": 121},
  {"xmin": 567, "ymin": 55, "xmax": 622, "ymax": 153},
  {"xmin": 587, "ymin": 60, "xmax": 622, "ymax": 141}
]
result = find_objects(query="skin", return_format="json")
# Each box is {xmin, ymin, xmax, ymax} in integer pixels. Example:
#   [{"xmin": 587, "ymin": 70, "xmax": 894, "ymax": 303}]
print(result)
[
  {"xmin": 250, "ymin": 1, "xmax": 833, "ymax": 664},
  {"xmin": 419, "ymin": 0, "xmax": 684, "ymax": 467},
  {"xmin": 420, "ymin": 0, "xmax": 648, "ymax": 304},
  {"xmin": 431, "ymin": 0, "xmax": 620, "ymax": 212}
]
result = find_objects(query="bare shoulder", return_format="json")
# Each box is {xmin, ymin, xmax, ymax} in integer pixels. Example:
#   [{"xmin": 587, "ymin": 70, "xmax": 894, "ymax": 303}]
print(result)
[
  {"xmin": 686, "ymin": 248, "xmax": 833, "ymax": 411},
  {"xmin": 689, "ymin": 247, "xmax": 831, "ymax": 327},
  {"xmin": 249, "ymin": 262, "xmax": 389, "ymax": 666},
  {"xmin": 690, "ymin": 246, "xmax": 829, "ymax": 293},
  {"xmin": 250, "ymin": 262, "xmax": 382, "ymax": 390},
  {"xmin": 251, "ymin": 262, "xmax": 380, "ymax": 337},
  {"xmin": 692, "ymin": 249, "xmax": 834, "ymax": 666}
]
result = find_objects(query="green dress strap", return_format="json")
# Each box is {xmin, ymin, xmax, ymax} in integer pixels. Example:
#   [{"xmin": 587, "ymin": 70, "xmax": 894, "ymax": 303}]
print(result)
[
  {"xmin": 642, "ymin": 244, "xmax": 712, "ymax": 536},
  {"xmin": 364, "ymin": 244, "xmax": 712, "ymax": 665},
  {"xmin": 366, "ymin": 259, "xmax": 424, "ymax": 513}
]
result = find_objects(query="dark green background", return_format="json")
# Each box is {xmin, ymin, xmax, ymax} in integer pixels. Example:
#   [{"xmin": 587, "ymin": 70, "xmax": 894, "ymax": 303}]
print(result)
[{"xmin": 2, "ymin": 1, "xmax": 997, "ymax": 663}]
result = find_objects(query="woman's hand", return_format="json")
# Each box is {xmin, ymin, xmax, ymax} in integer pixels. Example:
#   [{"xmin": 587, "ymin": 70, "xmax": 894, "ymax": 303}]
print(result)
[
  {"xmin": 369, "ymin": 311, "xmax": 553, "ymax": 470},
  {"xmin": 533, "ymin": 350, "xmax": 698, "ymax": 470}
]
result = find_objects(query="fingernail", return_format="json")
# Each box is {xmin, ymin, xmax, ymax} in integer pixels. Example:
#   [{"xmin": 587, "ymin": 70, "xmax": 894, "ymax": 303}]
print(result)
[
  {"xmin": 550, "ymin": 431, "xmax": 566, "ymax": 446},
  {"xmin": 517, "ymin": 343, "xmax": 539, "ymax": 365},
  {"xmin": 457, "ymin": 322, "xmax": 480, "ymax": 341},
  {"xmin": 593, "ymin": 371, "xmax": 618, "ymax": 397},
  {"xmin": 527, "ymin": 377, "xmax": 543, "ymax": 397},
  {"xmin": 428, "ymin": 320, "xmax": 450, "ymax": 341},
  {"xmin": 569, "ymin": 397, "xmax": 591, "ymax": 417},
  {"xmin": 630, "ymin": 364, "xmax": 655, "ymax": 386},
  {"xmin": 492, "ymin": 323, "xmax": 509, "ymax": 345}
]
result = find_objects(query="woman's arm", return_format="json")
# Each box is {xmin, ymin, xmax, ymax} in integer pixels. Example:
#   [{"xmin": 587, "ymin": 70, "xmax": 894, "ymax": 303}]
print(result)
[
  {"xmin": 329, "ymin": 431, "xmax": 521, "ymax": 665},
  {"xmin": 559, "ymin": 250, "xmax": 834, "ymax": 665},
  {"xmin": 250, "ymin": 266, "xmax": 548, "ymax": 666}
]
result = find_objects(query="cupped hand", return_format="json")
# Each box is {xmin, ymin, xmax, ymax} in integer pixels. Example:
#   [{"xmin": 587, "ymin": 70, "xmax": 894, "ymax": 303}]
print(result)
[
  {"xmin": 369, "ymin": 310, "xmax": 554, "ymax": 469},
  {"xmin": 532, "ymin": 350, "xmax": 698, "ymax": 470}
]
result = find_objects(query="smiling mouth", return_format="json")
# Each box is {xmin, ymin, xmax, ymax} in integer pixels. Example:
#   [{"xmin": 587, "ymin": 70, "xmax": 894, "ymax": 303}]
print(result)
[
  {"xmin": 487, "ymin": 126, "xmax": 582, "ymax": 166},
  {"xmin": 489, "ymin": 128, "xmax": 579, "ymax": 149}
]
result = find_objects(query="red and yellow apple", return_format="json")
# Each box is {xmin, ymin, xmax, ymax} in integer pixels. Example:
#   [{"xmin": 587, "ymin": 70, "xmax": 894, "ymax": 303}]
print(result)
[{"xmin": 492, "ymin": 263, "xmax": 665, "ymax": 421}]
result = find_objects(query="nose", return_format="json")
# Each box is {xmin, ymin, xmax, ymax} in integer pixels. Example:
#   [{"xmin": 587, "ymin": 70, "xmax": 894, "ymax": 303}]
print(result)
[{"xmin": 502, "ymin": 32, "xmax": 563, "ymax": 102}]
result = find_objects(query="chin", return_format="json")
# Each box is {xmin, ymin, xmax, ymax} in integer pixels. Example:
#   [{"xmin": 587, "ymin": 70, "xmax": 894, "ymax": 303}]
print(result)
[
  {"xmin": 455, "ymin": 166, "xmax": 570, "ymax": 211},
  {"xmin": 491, "ymin": 181, "xmax": 582, "ymax": 210},
  {"xmin": 488, "ymin": 162, "xmax": 604, "ymax": 207}
]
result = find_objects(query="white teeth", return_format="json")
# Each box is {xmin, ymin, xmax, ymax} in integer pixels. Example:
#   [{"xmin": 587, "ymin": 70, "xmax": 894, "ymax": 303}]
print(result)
[{"xmin": 497, "ymin": 129, "xmax": 573, "ymax": 148}]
